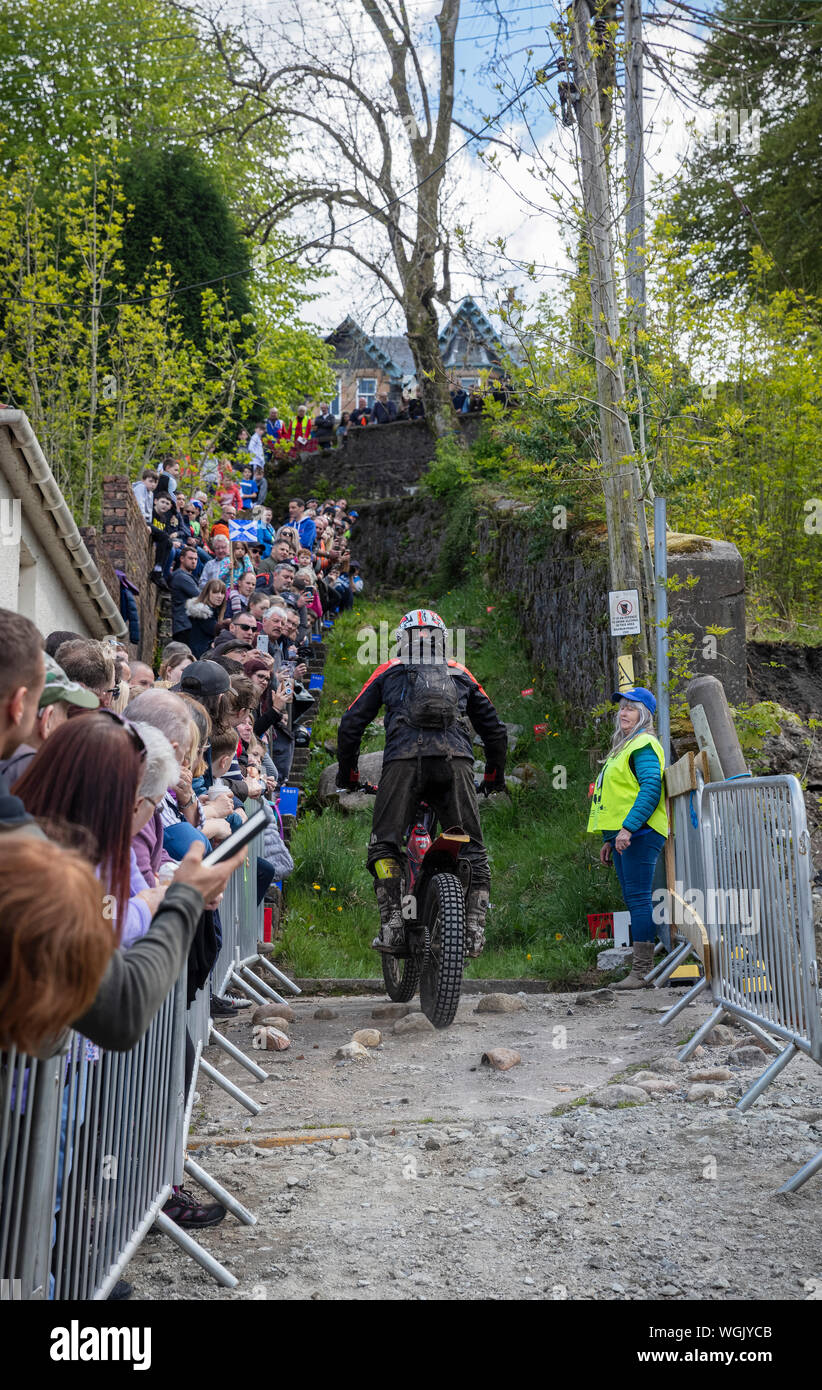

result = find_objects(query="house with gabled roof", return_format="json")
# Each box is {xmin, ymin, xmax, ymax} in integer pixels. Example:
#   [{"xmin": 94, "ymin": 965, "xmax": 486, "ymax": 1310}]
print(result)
[{"xmin": 324, "ymin": 297, "xmax": 512, "ymax": 415}]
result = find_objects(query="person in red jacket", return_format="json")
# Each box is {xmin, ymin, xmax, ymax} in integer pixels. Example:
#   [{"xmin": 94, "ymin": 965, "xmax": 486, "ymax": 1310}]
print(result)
[{"xmin": 336, "ymin": 609, "xmax": 507, "ymax": 957}]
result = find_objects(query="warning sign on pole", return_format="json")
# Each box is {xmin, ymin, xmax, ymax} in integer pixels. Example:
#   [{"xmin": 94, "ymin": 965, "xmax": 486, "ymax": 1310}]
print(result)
[
  {"xmin": 609, "ymin": 589, "xmax": 641, "ymax": 637},
  {"xmin": 617, "ymin": 654, "xmax": 635, "ymax": 691}
]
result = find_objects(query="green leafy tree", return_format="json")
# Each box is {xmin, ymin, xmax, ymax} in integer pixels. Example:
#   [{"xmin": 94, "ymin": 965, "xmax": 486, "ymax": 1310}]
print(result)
[
  {"xmin": 669, "ymin": 0, "xmax": 822, "ymax": 300},
  {"xmin": 119, "ymin": 146, "xmax": 254, "ymax": 350}
]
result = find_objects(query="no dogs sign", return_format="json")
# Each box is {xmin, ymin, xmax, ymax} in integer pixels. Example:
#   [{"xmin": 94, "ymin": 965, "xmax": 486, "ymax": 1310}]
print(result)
[{"xmin": 608, "ymin": 589, "xmax": 641, "ymax": 637}]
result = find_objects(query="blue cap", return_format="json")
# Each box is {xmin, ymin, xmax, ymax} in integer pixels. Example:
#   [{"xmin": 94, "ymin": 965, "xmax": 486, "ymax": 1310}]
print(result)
[{"xmin": 611, "ymin": 686, "xmax": 657, "ymax": 716}]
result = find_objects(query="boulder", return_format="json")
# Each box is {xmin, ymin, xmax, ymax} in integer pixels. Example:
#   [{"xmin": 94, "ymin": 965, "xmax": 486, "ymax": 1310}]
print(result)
[
  {"xmin": 728, "ymin": 1047, "xmax": 767, "ymax": 1068},
  {"xmin": 635, "ymin": 1078, "xmax": 679, "ymax": 1095},
  {"xmin": 317, "ymin": 751, "xmax": 384, "ymax": 806},
  {"xmin": 393, "ymin": 1013, "xmax": 435, "ymax": 1036},
  {"xmin": 481, "ymin": 1048, "xmax": 521, "ymax": 1072},
  {"xmin": 352, "ymin": 1028, "xmax": 382, "ymax": 1048},
  {"xmin": 314, "ymin": 1007, "xmax": 339, "ymax": 1020},
  {"xmin": 689, "ymin": 1068, "xmax": 732, "ymax": 1083},
  {"xmin": 475, "ymin": 993, "xmax": 528, "ymax": 1015},
  {"xmin": 704, "ymin": 1025, "xmax": 737, "ymax": 1046},
  {"xmin": 335, "ymin": 1041, "xmax": 373, "ymax": 1061},
  {"xmin": 686, "ymin": 1083, "xmax": 729, "ymax": 1101},
  {"xmin": 590, "ymin": 1085, "xmax": 649, "ymax": 1108},
  {"xmin": 252, "ymin": 1025, "xmax": 289, "ymax": 1052},
  {"xmin": 251, "ymin": 1002, "xmax": 295, "ymax": 1025},
  {"xmin": 372, "ymin": 1003, "xmax": 416, "ymax": 1020}
]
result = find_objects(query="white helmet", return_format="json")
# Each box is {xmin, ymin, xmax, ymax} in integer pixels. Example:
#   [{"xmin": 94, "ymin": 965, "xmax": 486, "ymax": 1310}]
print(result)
[{"xmin": 396, "ymin": 608, "xmax": 448, "ymax": 636}]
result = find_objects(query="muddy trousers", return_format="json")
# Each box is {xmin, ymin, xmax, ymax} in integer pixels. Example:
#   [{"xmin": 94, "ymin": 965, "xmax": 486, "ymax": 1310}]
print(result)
[{"xmin": 366, "ymin": 757, "xmax": 490, "ymax": 889}]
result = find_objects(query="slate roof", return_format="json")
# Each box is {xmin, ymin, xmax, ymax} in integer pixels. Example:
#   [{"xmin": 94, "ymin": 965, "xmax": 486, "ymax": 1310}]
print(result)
[{"xmin": 326, "ymin": 298, "xmax": 513, "ymax": 380}]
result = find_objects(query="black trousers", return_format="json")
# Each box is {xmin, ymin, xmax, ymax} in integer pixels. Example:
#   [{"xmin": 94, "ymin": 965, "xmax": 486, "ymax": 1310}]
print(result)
[{"xmin": 366, "ymin": 756, "xmax": 490, "ymax": 887}]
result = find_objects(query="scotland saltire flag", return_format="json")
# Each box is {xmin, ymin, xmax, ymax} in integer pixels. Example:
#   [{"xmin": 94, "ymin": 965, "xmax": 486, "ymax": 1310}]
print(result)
[{"xmin": 228, "ymin": 519, "xmax": 259, "ymax": 543}]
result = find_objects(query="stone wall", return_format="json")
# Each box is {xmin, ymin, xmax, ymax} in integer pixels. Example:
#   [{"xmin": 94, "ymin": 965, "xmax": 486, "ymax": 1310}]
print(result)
[
  {"xmin": 95, "ymin": 476, "xmax": 159, "ymax": 664},
  {"xmin": 265, "ymin": 413, "xmax": 484, "ymax": 516},
  {"xmin": 350, "ymin": 493, "xmax": 748, "ymax": 713}
]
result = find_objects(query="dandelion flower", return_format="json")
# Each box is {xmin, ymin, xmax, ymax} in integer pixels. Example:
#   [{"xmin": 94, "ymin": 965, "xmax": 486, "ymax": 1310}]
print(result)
[
  {"xmin": 526, "ymin": 953, "xmax": 532, "ymax": 961},
  {"xmin": 312, "ymin": 883, "xmax": 321, "ymax": 890},
  {"xmin": 329, "ymin": 886, "xmax": 336, "ymax": 892},
  {"xmin": 555, "ymin": 932, "xmax": 563, "ymax": 941}
]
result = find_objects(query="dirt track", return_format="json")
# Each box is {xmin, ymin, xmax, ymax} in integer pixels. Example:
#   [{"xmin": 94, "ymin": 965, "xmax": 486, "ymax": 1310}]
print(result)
[{"xmin": 127, "ymin": 985, "xmax": 822, "ymax": 1301}]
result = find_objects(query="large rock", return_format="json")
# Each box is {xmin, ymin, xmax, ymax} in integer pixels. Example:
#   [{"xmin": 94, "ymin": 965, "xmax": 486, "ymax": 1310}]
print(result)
[
  {"xmin": 481, "ymin": 1048, "xmax": 521, "ymax": 1071},
  {"xmin": 475, "ymin": 993, "xmax": 528, "ymax": 1015},
  {"xmin": 686, "ymin": 1083, "xmax": 729, "ymax": 1102},
  {"xmin": 251, "ymin": 1002, "xmax": 295, "ymax": 1025},
  {"xmin": 317, "ymin": 750, "xmax": 384, "ymax": 806},
  {"xmin": 393, "ymin": 1012, "xmax": 435, "ymax": 1036},
  {"xmin": 590, "ymin": 1085, "xmax": 649, "ymax": 1108},
  {"xmin": 335, "ymin": 1041, "xmax": 373, "ymax": 1061},
  {"xmin": 352, "ymin": 1028, "xmax": 382, "ymax": 1048},
  {"xmin": 372, "ymin": 1002, "xmax": 416, "ymax": 1020},
  {"xmin": 728, "ymin": 1046, "xmax": 767, "ymax": 1068},
  {"xmin": 689, "ymin": 1067, "xmax": 732, "ymax": 1083}
]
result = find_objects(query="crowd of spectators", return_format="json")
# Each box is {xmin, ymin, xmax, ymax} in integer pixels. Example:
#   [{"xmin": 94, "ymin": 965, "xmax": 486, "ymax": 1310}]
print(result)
[
  {"xmin": 242, "ymin": 388, "xmax": 426, "ymax": 458},
  {"xmin": 0, "ymin": 474, "xmax": 367, "ymax": 1277}
]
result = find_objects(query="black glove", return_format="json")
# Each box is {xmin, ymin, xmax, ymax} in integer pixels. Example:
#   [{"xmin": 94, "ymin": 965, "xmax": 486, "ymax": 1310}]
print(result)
[{"xmin": 479, "ymin": 769, "xmax": 505, "ymax": 797}]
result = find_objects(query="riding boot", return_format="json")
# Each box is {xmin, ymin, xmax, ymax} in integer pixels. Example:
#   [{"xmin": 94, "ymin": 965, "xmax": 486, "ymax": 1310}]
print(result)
[
  {"xmin": 372, "ymin": 868, "xmax": 405, "ymax": 954},
  {"xmin": 613, "ymin": 939, "xmax": 655, "ymax": 989},
  {"xmin": 465, "ymin": 885, "xmax": 489, "ymax": 958}
]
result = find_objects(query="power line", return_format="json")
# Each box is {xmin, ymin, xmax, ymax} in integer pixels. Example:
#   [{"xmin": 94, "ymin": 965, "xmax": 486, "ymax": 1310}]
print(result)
[{"xmin": 0, "ymin": 64, "xmax": 555, "ymax": 313}]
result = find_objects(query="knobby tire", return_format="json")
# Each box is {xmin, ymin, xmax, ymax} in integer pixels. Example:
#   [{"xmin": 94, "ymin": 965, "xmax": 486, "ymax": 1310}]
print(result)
[{"xmin": 419, "ymin": 872, "xmax": 465, "ymax": 1029}]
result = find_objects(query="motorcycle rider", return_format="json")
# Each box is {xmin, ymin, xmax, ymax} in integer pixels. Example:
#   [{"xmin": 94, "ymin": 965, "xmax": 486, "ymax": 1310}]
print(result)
[{"xmin": 336, "ymin": 609, "xmax": 507, "ymax": 957}]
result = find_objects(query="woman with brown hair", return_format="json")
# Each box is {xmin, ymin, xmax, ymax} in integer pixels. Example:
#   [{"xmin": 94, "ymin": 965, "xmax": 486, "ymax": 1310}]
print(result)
[
  {"xmin": 184, "ymin": 578, "xmax": 227, "ymax": 659},
  {"xmin": 14, "ymin": 710, "xmax": 144, "ymax": 935},
  {"xmin": 0, "ymin": 835, "xmax": 246, "ymax": 1055}
]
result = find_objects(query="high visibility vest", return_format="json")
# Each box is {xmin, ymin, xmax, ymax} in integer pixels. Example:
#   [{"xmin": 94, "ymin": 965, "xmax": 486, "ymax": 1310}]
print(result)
[{"xmin": 587, "ymin": 733, "xmax": 668, "ymax": 837}]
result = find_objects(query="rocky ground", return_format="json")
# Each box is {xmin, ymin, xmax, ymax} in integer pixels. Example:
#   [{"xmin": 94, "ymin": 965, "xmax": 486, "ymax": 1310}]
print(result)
[{"xmin": 127, "ymin": 982, "xmax": 822, "ymax": 1302}]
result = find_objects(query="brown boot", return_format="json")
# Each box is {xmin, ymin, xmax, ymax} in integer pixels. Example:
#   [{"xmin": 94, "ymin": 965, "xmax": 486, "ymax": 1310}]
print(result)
[{"xmin": 613, "ymin": 939, "xmax": 655, "ymax": 990}]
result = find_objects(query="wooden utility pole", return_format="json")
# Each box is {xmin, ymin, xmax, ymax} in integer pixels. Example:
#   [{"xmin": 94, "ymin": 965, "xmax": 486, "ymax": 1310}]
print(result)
[
  {"xmin": 570, "ymin": 0, "xmax": 649, "ymax": 677},
  {"xmin": 624, "ymin": 0, "xmax": 646, "ymax": 331}
]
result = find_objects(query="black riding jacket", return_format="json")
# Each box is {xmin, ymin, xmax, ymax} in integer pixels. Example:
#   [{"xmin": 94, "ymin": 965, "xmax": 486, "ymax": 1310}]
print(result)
[{"xmin": 337, "ymin": 658, "xmax": 508, "ymax": 781}]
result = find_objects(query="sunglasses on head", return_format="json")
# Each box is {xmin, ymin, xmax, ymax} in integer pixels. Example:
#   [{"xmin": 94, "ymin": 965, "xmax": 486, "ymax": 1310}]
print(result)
[{"xmin": 67, "ymin": 705, "xmax": 147, "ymax": 761}]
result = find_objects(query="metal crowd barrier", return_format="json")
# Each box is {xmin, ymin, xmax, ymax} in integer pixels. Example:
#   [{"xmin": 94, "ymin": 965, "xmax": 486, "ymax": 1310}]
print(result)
[
  {"xmin": 211, "ymin": 800, "xmax": 301, "ymax": 1011},
  {"xmin": 1, "ymin": 977, "xmax": 243, "ymax": 1299},
  {"xmin": 654, "ymin": 772, "xmax": 820, "ymax": 1192}
]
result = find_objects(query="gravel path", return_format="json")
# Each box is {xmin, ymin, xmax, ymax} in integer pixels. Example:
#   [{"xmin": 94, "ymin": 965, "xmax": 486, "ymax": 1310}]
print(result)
[{"xmin": 127, "ymin": 985, "xmax": 822, "ymax": 1301}]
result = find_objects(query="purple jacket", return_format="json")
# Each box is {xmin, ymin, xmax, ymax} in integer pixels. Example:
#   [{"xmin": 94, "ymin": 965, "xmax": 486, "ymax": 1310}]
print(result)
[
  {"xmin": 120, "ymin": 848, "xmax": 153, "ymax": 950},
  {"xmin": 133, "ymin": 808, "xmax": 173, "ymax": 888}
]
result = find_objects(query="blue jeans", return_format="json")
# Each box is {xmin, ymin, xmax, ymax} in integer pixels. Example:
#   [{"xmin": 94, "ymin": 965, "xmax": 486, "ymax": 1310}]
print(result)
[{"xmin": 609, "ymin": 829, "xmax": 665, "ymax": 943}]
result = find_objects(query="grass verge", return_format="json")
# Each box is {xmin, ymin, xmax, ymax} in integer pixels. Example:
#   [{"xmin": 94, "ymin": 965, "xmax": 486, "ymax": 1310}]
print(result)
[{"xmin": 277, "ymin": 573, "xmax": 626, "ymax": 986}]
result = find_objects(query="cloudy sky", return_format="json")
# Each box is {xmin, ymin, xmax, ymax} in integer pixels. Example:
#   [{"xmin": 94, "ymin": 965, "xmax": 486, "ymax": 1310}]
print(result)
[{"xmin": 282, "ymin": 0, "xmax": 713, "ymax": 335}]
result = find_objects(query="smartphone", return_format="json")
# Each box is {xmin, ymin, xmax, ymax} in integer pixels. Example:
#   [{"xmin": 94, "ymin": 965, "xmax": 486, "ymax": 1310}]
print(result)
[{"xmin": 201, "ymin": 806, "xmax": 268, "ymax": 866}]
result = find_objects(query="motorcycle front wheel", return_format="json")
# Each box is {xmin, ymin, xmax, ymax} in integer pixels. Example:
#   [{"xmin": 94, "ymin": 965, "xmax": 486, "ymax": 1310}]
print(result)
[{"xmin": 419, "ymin": 871, "xmax": 465, "ymax": 1029}]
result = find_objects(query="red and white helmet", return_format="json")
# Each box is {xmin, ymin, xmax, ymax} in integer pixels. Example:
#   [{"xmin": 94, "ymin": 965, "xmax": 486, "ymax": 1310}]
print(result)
[{"xmin": 396, "ymin": 608, "xmax": 448, "ymax": 636}]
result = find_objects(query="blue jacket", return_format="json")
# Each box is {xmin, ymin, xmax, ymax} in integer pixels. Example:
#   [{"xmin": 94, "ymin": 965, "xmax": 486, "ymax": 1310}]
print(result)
[{"xmin": 118, "ymin": 579, "xmax": 140, "ymax": 645}]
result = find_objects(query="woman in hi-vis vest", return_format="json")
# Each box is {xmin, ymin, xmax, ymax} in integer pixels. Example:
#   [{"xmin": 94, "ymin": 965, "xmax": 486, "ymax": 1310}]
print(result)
[{"xmin": 587, "ymin": 687, "xmax": 669, "ymax": 989}]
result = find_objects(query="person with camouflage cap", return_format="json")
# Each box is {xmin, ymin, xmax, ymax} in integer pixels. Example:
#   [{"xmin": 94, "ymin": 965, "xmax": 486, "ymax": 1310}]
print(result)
[{"xmin": 0, "ymin": 653, "xmax": 99, "ymax": 788}]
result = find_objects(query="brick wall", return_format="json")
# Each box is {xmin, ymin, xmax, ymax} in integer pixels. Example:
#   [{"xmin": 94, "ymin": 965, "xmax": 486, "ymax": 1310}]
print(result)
[{"xmin": 96, "ymin": 475, "xmax": 159, "ymax": 664}]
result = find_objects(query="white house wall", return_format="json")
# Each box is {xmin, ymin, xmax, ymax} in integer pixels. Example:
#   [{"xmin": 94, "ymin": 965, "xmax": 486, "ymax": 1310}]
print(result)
[{"xmin": 0, "ymin": 472, "xmax": 90, "ymax": 637}]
